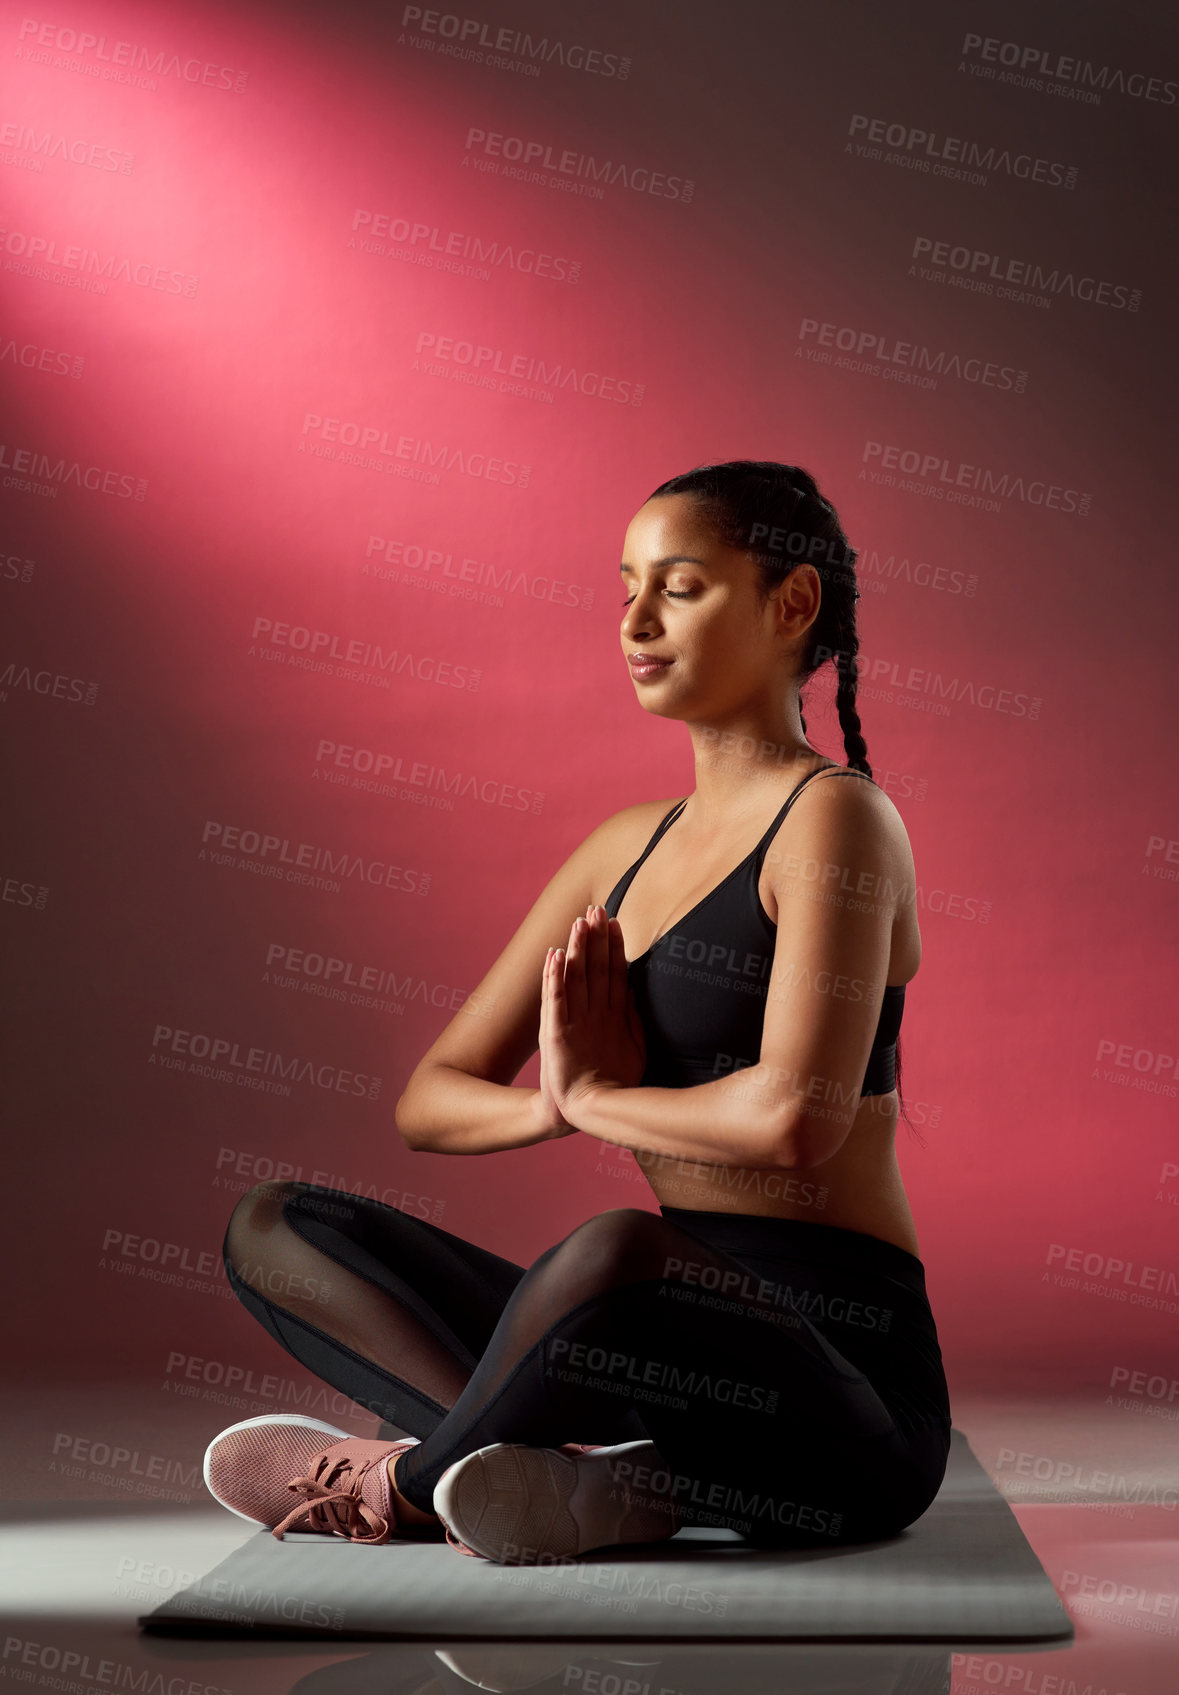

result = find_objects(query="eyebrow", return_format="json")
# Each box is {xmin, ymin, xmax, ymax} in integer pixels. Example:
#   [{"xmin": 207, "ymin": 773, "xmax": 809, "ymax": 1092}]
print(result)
[{"xmin": 619, "ymin": 555, "xmax": 708, "ymax": 575}]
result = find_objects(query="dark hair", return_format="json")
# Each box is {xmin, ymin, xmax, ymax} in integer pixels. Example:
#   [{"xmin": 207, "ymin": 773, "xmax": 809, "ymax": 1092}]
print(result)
[{"xmin": 644, "ymin": 458, "xmax": 920, "ymax": 1141}]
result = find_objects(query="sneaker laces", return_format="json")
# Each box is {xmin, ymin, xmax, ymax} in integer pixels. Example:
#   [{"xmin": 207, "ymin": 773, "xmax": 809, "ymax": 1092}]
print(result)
[{"xmin": 271, "ymin": 1447, "xmax": 397, "ymax": 1544}]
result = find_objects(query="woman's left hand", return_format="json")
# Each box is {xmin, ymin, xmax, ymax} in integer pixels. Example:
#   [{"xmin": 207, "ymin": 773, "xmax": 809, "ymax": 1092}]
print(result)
[{"xmin": 541, "ymin": 905, "xmax": 646, "ymax": 1124}]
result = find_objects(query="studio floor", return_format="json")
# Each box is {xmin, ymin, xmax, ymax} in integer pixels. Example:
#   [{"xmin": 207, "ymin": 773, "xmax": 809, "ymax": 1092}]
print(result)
[{"xmin": 2, "ymin": 1383, "xmax": 1175, "ymax": 1695}]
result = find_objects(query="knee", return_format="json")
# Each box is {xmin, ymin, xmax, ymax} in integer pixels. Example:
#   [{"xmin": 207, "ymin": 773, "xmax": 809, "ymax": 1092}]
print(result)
[
  {"xmin": 558, "ymin": 1208, "xmax": 676, "ymax": 1282},
  {"xmin": 223, "ymin": 1178, "xmax": 304, "ymax": 1264},
  {"xmin": 566, "ymin": 1207, "xmax": 667, "ymax": 1247}
]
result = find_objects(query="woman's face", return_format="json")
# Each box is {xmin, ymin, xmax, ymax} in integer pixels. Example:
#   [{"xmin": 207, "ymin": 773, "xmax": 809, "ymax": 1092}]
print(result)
[{"xmin": 619, "ymin": 493, "xmax": 816, "ymax": 722}]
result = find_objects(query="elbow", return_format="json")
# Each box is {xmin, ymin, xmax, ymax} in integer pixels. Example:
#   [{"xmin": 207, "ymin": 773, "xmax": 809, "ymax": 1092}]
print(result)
[
  {"xmin": 768, "ymin": 1107, "xmax": 846, "ymax": 1171},
  {"xmin": 395, "ymin": 1061, "xmax": 449, "ymax": 1151},
  {"xmin": 764, "ymin": 1103, "xmax": 806, "ymax": 1169},
  {"xmin": 394, "ymin": 1088, "xmax": 431, "ymax": 1152}
]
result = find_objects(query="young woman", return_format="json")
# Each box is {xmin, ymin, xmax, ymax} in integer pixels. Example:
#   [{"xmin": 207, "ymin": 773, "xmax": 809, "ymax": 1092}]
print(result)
[{"xmin": 203, "ymin": 459, "xmax": 952, "ymax": 1565}]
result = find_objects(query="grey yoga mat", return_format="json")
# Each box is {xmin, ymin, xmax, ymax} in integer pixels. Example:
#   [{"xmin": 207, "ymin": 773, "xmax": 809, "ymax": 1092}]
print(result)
[{"xmin": 138, "ymin": 1428, "xmax": 1073, "ymax": 1643}]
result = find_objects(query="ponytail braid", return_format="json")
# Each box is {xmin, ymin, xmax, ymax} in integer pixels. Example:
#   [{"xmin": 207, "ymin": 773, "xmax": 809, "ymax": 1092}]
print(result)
[{"xmin": 832, "ymin": 632, "xmax": 871, "ymax": 779}]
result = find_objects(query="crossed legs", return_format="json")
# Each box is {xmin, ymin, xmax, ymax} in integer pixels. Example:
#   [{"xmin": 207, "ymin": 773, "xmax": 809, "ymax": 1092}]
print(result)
[{"xmin": 222, "ymin": 1183, "xmax": 928, "ymax": 1545}]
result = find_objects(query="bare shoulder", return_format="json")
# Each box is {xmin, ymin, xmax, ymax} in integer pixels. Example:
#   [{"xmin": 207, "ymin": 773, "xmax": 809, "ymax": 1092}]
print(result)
[
  {"xmin": 588, "ymin": 793, "xmax": 685, "ymax": 888},
  {"xmin": 514, "ymin": 790, "xmax": 684, "ymax": 909},
  {"xmin": 799, "ymin": 767, "xmax": 912, "ymax": 851},
  {"xmin": 763, "ymin": 768, "xmax": 919, "ymax": 949},
  {"xmin": 803, "ymin": 768, "xmax": 914, "ymax": 854},
  {"xmin": 526, "ymin": 791, "xmax": 684, "ymax": 896}
]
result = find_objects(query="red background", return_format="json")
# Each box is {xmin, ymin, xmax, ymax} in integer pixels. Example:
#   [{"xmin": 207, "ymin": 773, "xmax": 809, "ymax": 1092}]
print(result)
[{"xmin": 3, "ymin": 0, "xmax": 1177, "ymax": 1408}]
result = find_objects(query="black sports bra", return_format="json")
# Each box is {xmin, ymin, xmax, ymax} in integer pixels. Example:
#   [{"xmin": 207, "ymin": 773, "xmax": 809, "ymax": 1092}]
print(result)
[{"xmin": 604, "ymin": 766, "xmax": 907, "ymax": 1095}]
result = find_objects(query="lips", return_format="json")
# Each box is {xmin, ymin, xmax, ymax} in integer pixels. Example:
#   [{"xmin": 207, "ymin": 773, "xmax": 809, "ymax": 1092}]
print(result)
[{"xmin": 627, "ymin": 655, "xmax": 672, "ymax": 670}]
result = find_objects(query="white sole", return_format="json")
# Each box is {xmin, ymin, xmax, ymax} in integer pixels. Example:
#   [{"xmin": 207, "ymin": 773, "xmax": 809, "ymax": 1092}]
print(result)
[
  {"xmin": 433, "ymin": 1648, "xmax": 663, "ymax": 1687},
  {"xmin": 201, "ymin": 1413, "xmax": 356, "ymax": 1527},
  {"xmin": 433, "ymin": 1440, "xmax": 677, "ymax": 1565}
]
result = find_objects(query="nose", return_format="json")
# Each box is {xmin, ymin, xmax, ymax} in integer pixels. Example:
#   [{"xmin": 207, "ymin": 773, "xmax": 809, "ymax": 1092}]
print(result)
[{"xmin": 621, "ymin": 585, "xmax": 661, "ymax": 639}]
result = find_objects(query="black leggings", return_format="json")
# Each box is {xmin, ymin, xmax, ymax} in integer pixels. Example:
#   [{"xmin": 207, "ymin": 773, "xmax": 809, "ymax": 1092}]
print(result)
[{"xmin": 221, "ymin": 1184, "xmax": 953, "ymax": 1547}]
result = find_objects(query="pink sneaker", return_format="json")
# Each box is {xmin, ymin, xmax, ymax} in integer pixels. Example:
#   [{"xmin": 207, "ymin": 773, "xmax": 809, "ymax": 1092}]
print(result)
[
  {"xmin": 202, "ymin": 1413, "xmax": 423, "ymax": 1544},
  {"xmin": 433, "ymin": 1440, "xmax": 679, "ymax": 1565}
]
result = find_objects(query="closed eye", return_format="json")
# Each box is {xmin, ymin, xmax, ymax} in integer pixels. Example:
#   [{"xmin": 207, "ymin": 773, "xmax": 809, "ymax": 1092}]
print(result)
[{"xmin": 621, "ymin": 590, "xmax": 693, "ymax": 606}]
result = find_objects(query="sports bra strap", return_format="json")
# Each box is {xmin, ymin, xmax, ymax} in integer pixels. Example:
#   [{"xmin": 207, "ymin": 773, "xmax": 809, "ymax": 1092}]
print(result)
[
  {"xmin": 749, "ymin": 764, "xmax": 875, "ymax": 870},
  {"xmin": 657, "ymin": 796, "xmax": 689, "ymax": 833},
  {"xmin": 604, "ymin": 798, "xmax": 688, "ymax": 915},
  {"xmin": 640, "ymin": 798, "xmax": 688, "ymax": 864},
  {"xmin": 608, "ymin": 768, "xmax": 874, "ymax": 913}
]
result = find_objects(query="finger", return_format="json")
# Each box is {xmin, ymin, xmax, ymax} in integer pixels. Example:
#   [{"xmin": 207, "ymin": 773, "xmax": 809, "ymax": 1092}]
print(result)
[
  {"xmin": 550, "ymin": 944, "xmax": 569, "ymax": 1029},
  {"xmin": 547, "ymin": 945, "xmax": 567, "ymax": 1035},
  {"xmin": 562, "ymin": 917, "xmax": 587, "ymax": 1023},
  {"xmin": 585, "ymin": 903, "xmax": 610, "ymax": 1001}
]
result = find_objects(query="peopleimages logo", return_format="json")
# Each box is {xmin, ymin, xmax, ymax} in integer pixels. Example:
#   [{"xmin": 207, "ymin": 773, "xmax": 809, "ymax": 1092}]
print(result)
[
  {"xmin": 0, "ymin": 121, "xmax": 135, "ymax": 174},
  {"xmin": 15, "ymin": 18, "xmax": 250, "ymax": 93},
  {"xmin": 250, "ymin": 615, "xmax": 482, "ymax": 692},
  {"xmin": 861, "ymin": 440, "xmax": 1090, "ymax": 516},
  {"xmin": 264, "ymin": 941, "xmax": 494, "ymax": 1018},
  {"xmin": 313, "ymin": 739, "xmax": 546, "ymax": 812},
  {"xmin": 299, "ymin": 412, "xmax": 531, "ymax": 488},
  {"xmin": 413, "ymin": 329, "xmax": 645, "ymax": 406},
  {"xmin": 798, "ymin": 316, "xmax": 1028, "ymax": 394},
  {"xmin": 149, "ymin": 1023, "xmax": 383, "ymax": 1100},
  {"xmin": 953, "ymin": 1653, "xmax": 1133, "ymax": 1695},
  {"xmin": 910, "ymin": 235, "xmax": 1141, "ymax": 312},
  {"xmin": 1045, "ymin": 1243, "xmax": 1179, "ymax": 1308},
  {"xmin": 1, "ymin": 1636, "xmax": 234, "ymax": 1691},
  {"xmin": 348, "ymin": 209, "xmax": 582, "ymax": 285},
  {"xmin": 847, "ymin": 113, "xmax": 1078, "ymax": 189},
  {"xmin": 0, "ymin": 226, "xmax": 198, "ymax": 296},
  {"xmin": 398, "ymin": 7, "xmax": 632, "ymax": 80},
  {"xmin": 0, "ymin": 439, "xmax": 147, "ymax": 499},
  {"xmin": 818, "ymin": 643, "xmax": 1040, "ymax": 722},
  {"xmin": 959, "ymin": 32, "xmax": 1177, "ymax": 106},
  {"xmin": 199, "ymin": 818, "xmax": 432, "ymax": 898},
  {"xmin": 462, "ymin": 126, "xmax": 694, "ymax": 202},
  {"xmin": 0, "ymin": 659, "xmax": 98, "ymax": 704},
  {"xmin": 361, "ymin": 533, "xmax": 596, "ymax": 612}
]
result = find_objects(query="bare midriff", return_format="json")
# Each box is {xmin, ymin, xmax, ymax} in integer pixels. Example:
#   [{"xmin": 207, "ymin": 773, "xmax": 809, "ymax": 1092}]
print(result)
[{"xmin": 633, "ymin": 1091, "xmax": 920, "ymax": 1260}]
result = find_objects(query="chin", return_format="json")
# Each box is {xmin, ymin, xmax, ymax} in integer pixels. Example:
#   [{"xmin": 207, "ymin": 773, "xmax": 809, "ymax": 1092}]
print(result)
[{"xmin": 637, "ymin": 695, "xmax": 690, "ymax": 722}]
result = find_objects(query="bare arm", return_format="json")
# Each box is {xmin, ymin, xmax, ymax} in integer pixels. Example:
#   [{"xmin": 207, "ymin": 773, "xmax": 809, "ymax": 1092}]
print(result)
[
  {"xmin": 562, "ymin": 1067, "xmax": 788, "ymax": 1168},
  {"xmin": 394, "ymin": 1066, "xmax": 554, "ymax": 1156}
]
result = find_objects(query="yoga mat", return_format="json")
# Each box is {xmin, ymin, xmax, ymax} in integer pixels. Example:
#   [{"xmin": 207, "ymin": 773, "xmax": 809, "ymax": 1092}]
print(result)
[{"xmin": 138, "ymin": 1428, "xmax": 1073, "ymax": 1643}]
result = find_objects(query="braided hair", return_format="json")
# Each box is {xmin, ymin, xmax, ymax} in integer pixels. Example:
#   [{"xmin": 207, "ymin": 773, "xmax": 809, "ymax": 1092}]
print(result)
[{"xmin": 644, "ymin": 459, "xmax": 919, "ymax": 1139}]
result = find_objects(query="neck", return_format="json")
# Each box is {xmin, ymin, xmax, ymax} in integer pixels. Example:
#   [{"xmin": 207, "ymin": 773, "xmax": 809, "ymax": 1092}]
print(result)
[{"xmin": 679, "ymin": 706, "xmax": 831, "ymax": 821}]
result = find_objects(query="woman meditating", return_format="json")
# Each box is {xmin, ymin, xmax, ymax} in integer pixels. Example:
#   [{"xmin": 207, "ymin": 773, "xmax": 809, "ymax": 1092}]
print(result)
[{"xmin": 201, "ymin": 459, "xmax": 952, "ymax": 1565}]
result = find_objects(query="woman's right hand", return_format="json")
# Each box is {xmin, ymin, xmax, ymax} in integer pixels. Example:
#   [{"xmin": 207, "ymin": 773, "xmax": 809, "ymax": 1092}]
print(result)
[{"xmin": 536, "ymin": 946, "xmax": 579, "ymax": 1140}]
